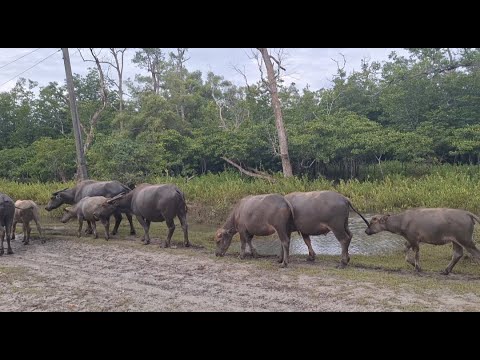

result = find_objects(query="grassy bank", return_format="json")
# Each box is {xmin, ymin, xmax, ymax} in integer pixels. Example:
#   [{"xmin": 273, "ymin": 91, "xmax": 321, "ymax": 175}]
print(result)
[{"xmin": 2, "ymin": 165, "xmax": 480, "ymax": 223}]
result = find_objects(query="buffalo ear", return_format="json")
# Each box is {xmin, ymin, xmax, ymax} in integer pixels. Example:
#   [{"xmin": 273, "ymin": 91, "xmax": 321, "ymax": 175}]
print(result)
[{"xmin": 380, "ymin": 214, "xmax": 391, "ymax": 224}]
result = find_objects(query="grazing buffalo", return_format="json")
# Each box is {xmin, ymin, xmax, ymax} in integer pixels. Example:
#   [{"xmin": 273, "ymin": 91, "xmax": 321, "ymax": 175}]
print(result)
[
  {"xmin": 60, "ymin": 196, "xmax": 112, "ymax": 240},
  {"xmin": 0, "ymin": 193, "xmax": 15, "ymax": 256},
  {"xmin": 365, "ymin": 208, "xmax": 480, "ymax": 275},
  {"xmin": 94, "ymin": 183, "xmax": 189, "ymax": 247},
  {"xmin": 214, "ymin": 194, "xmax": 294, "ymax": 268},
  {"xmin": 46, "ymin": 180, "xmax": 135, "ymax": 236},
  {"xmin": 12, "ymin": 200, "xmax": 44, "ymax": 245},
  {"xmin": 285, "ymin": 191, "xmax": 370, "ymax": 268}
]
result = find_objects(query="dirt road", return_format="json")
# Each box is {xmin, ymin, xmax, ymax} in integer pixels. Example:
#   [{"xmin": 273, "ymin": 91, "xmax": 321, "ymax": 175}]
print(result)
[{"xmin": 2, "ymin": 231, "xmax": 480, "ymax": 312}]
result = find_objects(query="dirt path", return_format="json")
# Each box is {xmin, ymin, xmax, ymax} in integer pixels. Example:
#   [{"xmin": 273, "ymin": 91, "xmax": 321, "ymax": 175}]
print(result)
[{"xmin": 1, "ymin": 235, "xmax": 480, "ymax": 312}]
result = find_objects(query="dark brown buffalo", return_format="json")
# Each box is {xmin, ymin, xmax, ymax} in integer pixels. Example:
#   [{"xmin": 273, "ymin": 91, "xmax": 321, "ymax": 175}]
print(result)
[
  {"xmin": 94, "ymin": 183, "xmax": 189, "ymax": 247},
  {"xmin": 214, "ymin": 194, "xmax": 294, "ymax": 268},
  {"xmin": 45, "ymin": 180, "xmax": 135, "ymax": 236},
  {"xmin": 12, "ymin": 200, "xmax": 44, "ymax": 245},
  {"xmin": 365, "ymin": 208, "xmax": 480, "ymax": 275},
  {"xmin": 285, "ymin": 191, "xmax": 369, "ymax": 268},
  {"xmin": 0, "ymin": 193, "xmax": 15, "ymax": 256}
]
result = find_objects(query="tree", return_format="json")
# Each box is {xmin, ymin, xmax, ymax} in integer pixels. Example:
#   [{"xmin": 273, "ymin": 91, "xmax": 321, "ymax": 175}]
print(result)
[
  {"xmin": 78, "ymin": 49, "xmax": 110, "ymax": 152},
  {"xmin": 256, "ymin": 48, "xmax": 293, "ymax": 177},
  {"xmin": 131, "ymin": 48, "xmax": 165, "ymax": 94}
]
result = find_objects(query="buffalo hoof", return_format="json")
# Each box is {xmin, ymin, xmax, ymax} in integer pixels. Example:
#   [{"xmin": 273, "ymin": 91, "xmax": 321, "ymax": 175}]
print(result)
[
  {"xmin": 112, "ymin": 230, "xmax": 117, "ymax": 236},
  {"xmin": 7, "ymin": 249, "xmax": 13, "ymax": 255},
  {"xmin": 251, "ymin": 251, "xmax": 259, "ymax": 259},
  {"xmin": 238, "ymin": 254, "xmax": 245, "ymax": 260},
  {"xmin": 23, "ymin": 241, "xmax": 30, "ymax": 245},
  {"xmin": 143, "ymin": 240, "xmax": 150, "ymax": 245},
  {"xmin": 336, "ymin": 263, "xmax": 347, "ymax": 269},
  {"xmin": 279, "ymin": 263, "xmax": 288, "ymax": 268},
  {"xmin": 440, "ymin": 269, "xmax": 450, "ymax": 276},
  {"xmin": 130, "ymin": 231, "xmax": 136, "ymax": 236},
  {"xmin": 184, "ymin": 242, "xmax": 191, "ymax": 248},
  {"xmin": 41, "ymin": 239, "xmax": 46, "ymax": 244},
  {"xmin": 0, "ymin": 250, "xmax": 3, "ymax": 256},
  {"xmin": 306, "ymin": 255, "xmax": 315, "ymax": 262},
  {"xmin": 11, "ymin": 235, "xmax": 15, "ymax": 240},
  {"xmin": 277, "ymin": 257, "xmax": 284, "ymax": 263}
]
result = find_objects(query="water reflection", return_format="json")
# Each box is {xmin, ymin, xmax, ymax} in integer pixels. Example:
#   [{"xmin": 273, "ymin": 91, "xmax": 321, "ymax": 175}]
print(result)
[{"xmin": 231, "ymin": 213, "xmax": 406, "ymax": 256}]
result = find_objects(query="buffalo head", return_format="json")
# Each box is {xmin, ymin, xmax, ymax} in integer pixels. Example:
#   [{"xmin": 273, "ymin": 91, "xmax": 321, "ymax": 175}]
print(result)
[{"xmin": 365, "ymin": 214, "xmax": 390, "ymax": 235}]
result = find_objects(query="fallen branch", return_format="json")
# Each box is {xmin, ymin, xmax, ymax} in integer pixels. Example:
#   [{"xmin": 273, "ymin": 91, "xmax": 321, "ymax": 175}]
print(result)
[{"xmin": 221, "ymin": 157, "xmax": 276, "ymax": 183}]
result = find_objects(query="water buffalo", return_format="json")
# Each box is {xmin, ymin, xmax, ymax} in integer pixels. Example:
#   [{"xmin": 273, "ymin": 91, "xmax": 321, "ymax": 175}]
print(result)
[
  {"xmin": 365, "ymin": 208, "xmax": 480, "ymax": 275},
  {"xmin": 60, "ymin": 196, "xmax": 112, "ymax": 240},
  {"xmin": 0, "ymin": 193, "xmax": 15, "ymax": 256},
  {"xmin": 46, "ymin": 180, "xmax": 135, "ymax": 236},
  {"xmin": 214, "ymin": 194, "xmax": 294, "ymax": 268},
  {"xmin": 94, "ymin": 183, "xmax": 189, "ymax": 247},
  {"xmin": 12, "ymin": 200, "xmax": 44, "ymax": 245},
  {"xmin": 285, "ymin": 191, "xmax": 370, "ymax": 268}
]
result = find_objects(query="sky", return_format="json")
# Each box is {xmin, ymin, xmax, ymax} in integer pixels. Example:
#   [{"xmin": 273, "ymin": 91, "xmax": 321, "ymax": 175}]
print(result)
[{"xmin": 0, "ymin": 48, "xmax": 409, "ymax": 93}]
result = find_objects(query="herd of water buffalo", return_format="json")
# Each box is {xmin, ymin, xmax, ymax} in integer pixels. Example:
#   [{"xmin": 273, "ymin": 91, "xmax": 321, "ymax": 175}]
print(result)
[{"xmin": 1, "ymin": 179, "xmax": 480, "ymax": 275}]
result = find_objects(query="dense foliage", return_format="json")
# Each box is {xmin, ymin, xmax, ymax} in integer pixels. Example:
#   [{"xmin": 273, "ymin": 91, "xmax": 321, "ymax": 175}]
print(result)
[{"xmin": 1, "ymin": 48, "xmax": 479, "ymax": 183}]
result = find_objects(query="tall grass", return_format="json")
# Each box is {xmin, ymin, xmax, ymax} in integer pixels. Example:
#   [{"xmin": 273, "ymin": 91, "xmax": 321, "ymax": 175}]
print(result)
[{"xmin": 2, "ymin": 165, "xmax": 480, "ymax": 220}]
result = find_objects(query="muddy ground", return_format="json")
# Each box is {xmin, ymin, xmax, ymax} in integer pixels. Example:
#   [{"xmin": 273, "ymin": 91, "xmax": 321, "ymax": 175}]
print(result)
[{"xmin": 1, "ymin": 220, "xmax": 480, "ymax": 312}]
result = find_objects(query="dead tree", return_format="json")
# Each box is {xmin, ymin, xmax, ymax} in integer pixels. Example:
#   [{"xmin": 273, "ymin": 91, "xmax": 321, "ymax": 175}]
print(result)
[
  {"xmin": 256, "ymin": 48, "xmax": 293, "ymax": 177},
  {"xmin": 78, "ymin": 48, "xmax": 108, "ymax": 153}
]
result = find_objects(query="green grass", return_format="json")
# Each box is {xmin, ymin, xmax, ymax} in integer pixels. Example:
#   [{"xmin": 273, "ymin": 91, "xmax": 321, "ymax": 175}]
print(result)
[{"xmin": 2, "ymin": 164, "xmax": 480, "ymax": 222}]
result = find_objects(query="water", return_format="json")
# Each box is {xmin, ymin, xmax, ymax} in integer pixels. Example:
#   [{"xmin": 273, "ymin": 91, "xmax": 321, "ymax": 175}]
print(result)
[{"xmin": 231, "ymin": 213, "xmax": 406, "ymax": 256}]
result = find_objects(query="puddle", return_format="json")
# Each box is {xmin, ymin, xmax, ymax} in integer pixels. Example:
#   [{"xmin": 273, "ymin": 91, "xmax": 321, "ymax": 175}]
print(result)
[{"xmin": 231, "ymin": 213, "xmax": 406, "ymax": 256}]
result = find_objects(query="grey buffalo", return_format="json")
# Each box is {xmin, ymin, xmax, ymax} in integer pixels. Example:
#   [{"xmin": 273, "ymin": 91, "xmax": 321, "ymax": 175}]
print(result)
[
  {"xmin": 12, "ymin": 200, "xmax": 44, "ymax": 245},
  {"xmin": 0, "ymin": 193, "xmax": 15, "ymax": 256},
  {"xmin": 60, "ymin": 196, "xmax": 112, "ymax": 240},
  {"xmin": 285, "ymin": 191, "xmax": 369, "ymax": 268},
  {"xmin": 46, "ymin": 180, "xmax": 135, "ymax": 236},
  {"xmin": 214, "ymin": 194, "xmax": 294, "ymax": 267},
  {"xmin": 95, "ymin": 183, "xmax": 189, "ymax": 247},
  {"xmin": 365, "ymin": 208, "xmax": 480, "ymax": 275}
]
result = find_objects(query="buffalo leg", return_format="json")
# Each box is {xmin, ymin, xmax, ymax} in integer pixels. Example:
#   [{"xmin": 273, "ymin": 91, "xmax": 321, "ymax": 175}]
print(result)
[
  {"xmin": 333, "ymin": 228, "xmax": 352, "ymax": 269},
  {"xmin": 442, "ymin": 242, "xmax": 464, "ymax": 275},
  {"xmin": 136, "ymin": 215, "xmax": 151, "ymax": 244},
  {"xmin": 238, "ymin": 231, "xmax": 248, "ymax": 259},
  {"xmin": 125, "ymin": 212, "xmax": 136, "ymax": 235},
  {"xmin": 23, "ymin": 223, "xmax": 31, "ymax": 245},
  {"xmin": 11, "ymin": 220, "xmax": 17, "ymax": 240},
  {"xmin": 91, "ymin": 221, "xmax": 98, "ymax": 239},
  {"xmin": 246, "ymin": 233, "xmax": 258, "ymax": 258},
  {"xmin": 178, "ymin": 213, "xmax": 189, "ymax": 247},
  {"xmin": 0, "ymin": 226, "xmax": 4, "ymax": 256},
  {"xmin": 101, "ymin": 218, "xmax": 110, "ymax": 240},
  {"xmin": 33, "ymin": 217, "xmax": 44, "ymax": 244},
  {"xmin": 5, "ymin": 223, "xmax": 13, "ymax": 255},
  {"xmin": 165, "ymin": 218, "xmax": 175, "ymax": 248},
  {"xmin": 302, "ymin": 233, "xmax": 316, "ymax": 262},
  {"xmin": 112, "ymin": 211, "xmax": 123, "ymax": 235},
  {"xmin": 77, "ymin": 218, "xmax": 84, "ymax": 238},
  {"xmin": 411, "ymin": 244, "xmax": 422, "ymax": 272},
  {"xmin": 278, "ymin": 230, "xmax": 290, "ymax": 268}
]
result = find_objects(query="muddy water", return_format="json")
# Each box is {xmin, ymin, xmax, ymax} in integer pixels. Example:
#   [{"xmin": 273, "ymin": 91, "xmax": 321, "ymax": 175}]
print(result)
[{"xmin": 231, "ymin": 213, "xmax": 406, "ymax": 256}]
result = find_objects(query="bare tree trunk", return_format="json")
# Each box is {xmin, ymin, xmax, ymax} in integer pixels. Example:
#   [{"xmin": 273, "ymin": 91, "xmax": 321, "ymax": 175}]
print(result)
[
  {"xmin": 108, "ymin": 48, "xmax": 127, "ymax": 129},
  {"xmin": 79, "ymin": 48, "xmax": 108, "ymax": 153},
  {"xmin": 257, "ymin": 48, "xmax": 293, "ymax": 177}
]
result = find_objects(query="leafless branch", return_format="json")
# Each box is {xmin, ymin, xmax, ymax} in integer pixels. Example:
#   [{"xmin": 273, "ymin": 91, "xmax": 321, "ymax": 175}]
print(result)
[{"xmin": 221, "ymin": 157, "xmax": 275, "ymax": 183}]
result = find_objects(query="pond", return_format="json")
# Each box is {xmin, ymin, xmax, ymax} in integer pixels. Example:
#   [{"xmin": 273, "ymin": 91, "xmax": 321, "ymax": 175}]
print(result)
[{"xmin": 230, "ymin": 213, "xmax": 406, "ymax": 256}]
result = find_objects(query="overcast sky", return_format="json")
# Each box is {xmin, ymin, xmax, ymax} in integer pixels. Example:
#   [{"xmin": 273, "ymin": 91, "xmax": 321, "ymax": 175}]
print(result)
[{"xmin": 0, "ymin": 48, "xmax": 409, "ymax": 93}]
